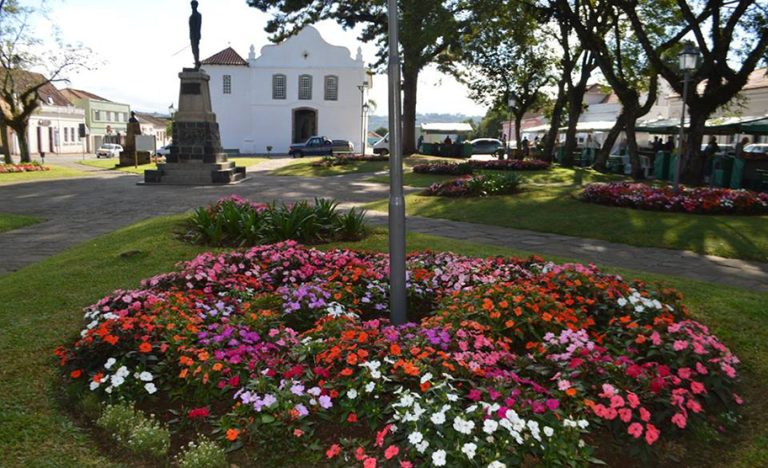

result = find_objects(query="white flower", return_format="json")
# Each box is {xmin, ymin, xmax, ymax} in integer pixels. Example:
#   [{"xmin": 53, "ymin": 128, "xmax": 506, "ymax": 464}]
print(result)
[
  {"xmin": 487, "ymin": 461, "xmax": 506, "ymax": 468},
  {"xmin": 432, "ymin": 449, "xmax": 447, "ymax": 466},
  {"xmin": 144, "ymin": 382, "xmax": 157, "ymax": 394},
  {"xmin": 453, "ymin": 416, "xmax": 475, "ymax": 434},
  {"xmin": 415, "ymin": 440, "xmax": 429, "ymax": 453},
  {"xmin": 408, "ymin": 431, "xmax": 424, "ymax": 445},
  {"xmin": 347, "ymin": 389, "xmax": 358, "ymax": 399},
  {"xmin": 420, "ymin": 372, "xmax": 433, "ymax": 384},
  {"xmin": 563, "ymin": 418, "xmax": 577, "ymax": 428},
  {"xmin": 577, "ymin": 419, "xmax": 589, "ymax": 429},
  {"xmin": 617, "ymin": 297, "xmax": 628, "ymax": 307},
  {"xmin": 446, "ymin": 393, "xmax": 458, "ymax": 402},
  {"xmin": 110, "ymin": 374, "xmax": 125, "ymax": 387},
  {"xmin": 89, "ymin": 381, "xmax": 100, "ymax": 391},
  {"xmin": 461, "ymin": 442, "xmax": 477, "ymax": 459},
  {"xmin": 115, "ymin": 366, "xmax": 129, "ymax": 378},
  {"xmin": 366, "ymin": 382, "xmax": 376, "ymax": 393},
  {"xmin": 430, "ymin": 412, "xmax": 446, "ymax": 425},
  {"xmin": 483, "ymin": 419, "xmax": 499, "ymax": 434},
  {"xmin": 138, "ymin": 371, "xmax": 153, "ymax": 382},
  {"xmin": 543, "ymin": 426, "xmax": 554, "ymax": 438},
  {"xmin": 104, "ymin": 358, "xmax": 116, "ymax": 369}
]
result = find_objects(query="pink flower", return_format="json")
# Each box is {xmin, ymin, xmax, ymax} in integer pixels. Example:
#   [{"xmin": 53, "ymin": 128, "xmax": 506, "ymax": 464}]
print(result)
[
  {"xmin": 692, "ymin": 342, "xmax": 707, "ymax": 354},
  {"xmin": 619, "ymin": 408, "xmax": 633, "ymax": 423},
  {"xmin": 677, "ymin": 367, "xmax": 691, "ymax": 380},
  {"xmin": 326, "ymin": 444, "xmax": 341, "ymax": 459},
  {"xmin": 628, "ymin": 422, "xmax": 643, "ymax": 438},
  {"xmin": 400, "ymin": 462, "xmax": 413, "ymax": 468},
  {"xmin": 384, "ymin": 445, "xmax": 400, "ymax": 460},
  {"xmin": 639, "ymin": 407, "xmax": 651, "ymax": 422},
  {"xmin": 645, "ymin": 424, "xmax": 660, "ymax": 445},
  {"xmin": 375, "ymin": 424, "xmax": 392, "ymax": 447},
  {"xmin": 610, "ymin": 395, "xmax": 625, "ymax": 409},
  {"xmin": 690, "ymin": 381, "xmax": 706, "ymax": 395},
  {"xmin": 604, "ymin": 407, "xmax": 618, "ymax": 421},
  {"xmin": 650, "ymin": 331, "xmax": 661, "ymax": 346},
  {"xmin": 355, "ymin": 447, "xmax": 366, "ymax": 461},
  {"xmin": 673, "ymin": 340, "xmax": 689, "ymax": 351},
  {"xmin": 686, "ymin": 398, "xmax": 702, "ymax": 413},
  {"xmin": 671, "ymin": 413, "xmax": 687, "ymax": 429},
  {"xmin": 627, "ymin": 392, "xmax": 640, "ymax": 409},
  {"xmin": 467, "ymin": 389, "xmax": 482, "ymax": 401},
  {"xmin": 364, "ymin": 457, "xmax": 377, "ymax": 468},
  {"xmin": 733, "ymin": 393, "xmax": 744, "ymax": 405},
  {"xmin": 557, "ymin": 379, "xmax": 572, "ymax": 391},
  {"xmin": 546, "ymin": 399, "xmax": 560, "ymax": 411}
]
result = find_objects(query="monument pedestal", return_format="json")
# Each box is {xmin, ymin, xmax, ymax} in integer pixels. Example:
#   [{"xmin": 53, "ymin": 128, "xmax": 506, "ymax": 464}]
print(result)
[{"xmin": 144, "ymin": 69, "xmax": 245, "ymax": 185}]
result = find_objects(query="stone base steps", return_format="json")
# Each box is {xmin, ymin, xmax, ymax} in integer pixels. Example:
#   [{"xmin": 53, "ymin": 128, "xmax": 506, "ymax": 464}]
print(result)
[{"xmin": 143, "ymin": 161, "xmax": 246, "ymax": 185}]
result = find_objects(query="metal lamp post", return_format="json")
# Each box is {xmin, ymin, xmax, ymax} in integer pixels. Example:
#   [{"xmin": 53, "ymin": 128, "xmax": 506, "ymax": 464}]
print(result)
[
  {"xmin": 387, "ymin": 0, "xmax": 407, "ymax": 325},
  {"xmin": 507, "ymin": 96, "xmax": 517, "ymax": 159},
  {"xmin": 358, "ymin": 81, "xmax": 369, "ymax": 156},
  {"xmin": 673, "ymin": 45, "xmax": 699, "ymax": 191}
]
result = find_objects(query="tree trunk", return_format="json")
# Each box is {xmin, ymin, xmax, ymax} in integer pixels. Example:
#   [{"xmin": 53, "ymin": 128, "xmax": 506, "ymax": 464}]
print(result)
[
  {"xmin": 401, "ymin": 64, "xmax": 419, "ymax": 156},
  {"xmin": 0, "ymin": 123, "xmax": 12, "ymax": 164},
  {"xmin": 681, "ymin": 110, "xmax": 708, "ymax": 185},
  {"xmin": 514, "ymin": 116, "xmax": 521, "ymax": 154},
  {"xmin": 12, "ymin": 121, "xmax": 31, "ymax": 163},
  {"xmin": 543, "ymin": 78, "xmax": 566, "ymax": 162},
  {"xmin": 624, "ymin": 117, "xmax": 643, "ymax": 179},
  {"xmin": 562, "ymin": 78, "xmax": 589, "ymax": 167},
  {"xmin": 594, "ymin": 112, "xmax": 626, "ymax": 171}
]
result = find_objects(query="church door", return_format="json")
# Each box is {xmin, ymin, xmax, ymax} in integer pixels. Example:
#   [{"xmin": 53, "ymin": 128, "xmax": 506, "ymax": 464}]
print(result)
[{"xmin": 292, "ymin": 108, "xmax": 317, "ymax": 143}]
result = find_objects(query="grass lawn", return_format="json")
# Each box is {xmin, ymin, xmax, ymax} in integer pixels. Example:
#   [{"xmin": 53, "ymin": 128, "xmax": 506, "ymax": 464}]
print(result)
[
  {"xmin": 78, "ymin": 157, "xmax": 262, "ymax": 175},
  {"xmin": 0, "ymin": 213, "xmax": 40, "ymax": 233},
  {"xmin": 364, "ymin": 186, "xmax": 768, "ymax": 262},
  {"xmin": 270, "ymin": 154, "xmax": 460, "ymax": 178},
  {"xmin": 0, "ymin": 215, "xmax": 766, "ymax": 466},
  {"xmin": 367, "ymin": 166, "xmax": 626, "ymax": 188},
  {"xmin": 0, "ymin": 165, "xmax": 91, "ymax": 185}
]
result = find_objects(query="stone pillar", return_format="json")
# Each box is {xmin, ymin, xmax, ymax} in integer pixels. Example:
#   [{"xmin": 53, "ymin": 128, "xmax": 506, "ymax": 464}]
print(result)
[{"xmin": 144, "ymin": 69, "xmax": 245, "ymax": 184}]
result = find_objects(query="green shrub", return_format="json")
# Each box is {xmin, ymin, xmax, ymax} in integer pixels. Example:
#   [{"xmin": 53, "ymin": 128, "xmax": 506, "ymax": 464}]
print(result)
[
  {"xmin": 176, "ymin": 438, "xmax": 228, "ymax": 468},
  {"xmin": 95, "ymin": 402, "xmax": 142, "ymax": 440},
  {"xmin": 187, "ymin": 196, "xmax": 368, "ymax": 246},
  {"xmin": 125, "ymin": 417, "xmax": 170, "ymax": 458}
]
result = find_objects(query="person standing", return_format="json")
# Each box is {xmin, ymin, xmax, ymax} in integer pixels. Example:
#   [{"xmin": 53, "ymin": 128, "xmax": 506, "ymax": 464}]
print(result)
[
  {"xmin": 521, "ymin": 137, "xmax": 530, "ymax": 157},
  {"xmin": 734, "ymin": 137, "xmax": 749, "ymax": 159}
]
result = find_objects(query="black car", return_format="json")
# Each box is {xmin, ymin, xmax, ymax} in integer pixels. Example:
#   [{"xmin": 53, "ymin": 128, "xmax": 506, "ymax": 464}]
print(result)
[{"xmin": 469, "ymin": 138, "xmax": 504, "ymax": 157}]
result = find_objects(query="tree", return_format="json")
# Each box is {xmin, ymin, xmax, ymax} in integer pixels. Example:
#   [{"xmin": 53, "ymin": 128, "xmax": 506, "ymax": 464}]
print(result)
[
  {"xmin": 459, "ymin": 0, "xmax": 554, "ymax": 150},
  {"xmin": 0, "ymin": 0, "xmax": 91, "ymax": 163},
  {"xmin": 373, "ymin": 126, "xmax": 388, "ymax": 137},
  {"xmin": 246, "ymin": 0, "xmax": 469, "ymax": 155},
  {"xmin": 554, "ymin": 0, "xmax": 661, "ymax": 178},
  {"xmin": 619, "ymin": 0, "xmax": 768, "ymax": 184},
  {"xmin": 475, "ymin": 103, "xmax": 508, "ymax": 139}
]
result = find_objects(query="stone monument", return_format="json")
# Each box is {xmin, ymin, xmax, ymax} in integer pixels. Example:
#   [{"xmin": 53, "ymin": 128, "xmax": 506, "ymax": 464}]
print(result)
[
  {"xmin": 144, "ymin": 0, "xmax": 245, "ymax": 185},
  {"xmin": 119, "ymin": 112, "xmax": 150, "ymax": 167}
]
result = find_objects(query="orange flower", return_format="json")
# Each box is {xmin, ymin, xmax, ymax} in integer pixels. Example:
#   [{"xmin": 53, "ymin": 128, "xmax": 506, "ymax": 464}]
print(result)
[
  {"xmin": 566, "ymin": 388, "xmax": 578, "ymax": 397},
  {"xmin": 212, "ymin": 363, "xmax": 223, "ymax": 372},
  {"xmin": 197, "ymin": 351, "xmax": 209, "ymax": 361},
  {"xmin": 635, "ymin": 334, "xmax": 647, "ymax": 344},
  {"xmin": 340, "ymin": 367, "xmax": 353, "ymax": 376},
  {"xmin": 138, "ymin": 342, "xmax": 152, "ymax": 353},
  {"xmin": 346, "ymin": 353, "xmax": 359, "ymax": 365},
  {"xmin": 226, "ymin": 428, "xmax": 240, "ymax": 441},
  {"xmin": 420, "ymin": 381, "xmax": 431, "ymax": 392},
  {"xmin": 103, "ymin": 335, "xmax": 119, "ymax": 345},
  {"xmin": 390, "ymin": 343, "xmax": 401, "ymax": 356}
]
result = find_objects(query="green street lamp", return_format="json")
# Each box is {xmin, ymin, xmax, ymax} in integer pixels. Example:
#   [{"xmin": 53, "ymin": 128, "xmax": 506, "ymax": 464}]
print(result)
[{"xmin": 673, "ymin": 45, "xmax": 699, "ymax": 191}]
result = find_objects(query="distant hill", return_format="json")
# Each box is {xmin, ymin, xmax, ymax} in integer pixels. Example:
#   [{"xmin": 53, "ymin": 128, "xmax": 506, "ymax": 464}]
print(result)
[{"xmin": 369, "ymin": 113, "xmax": 482, "ymax": 133}]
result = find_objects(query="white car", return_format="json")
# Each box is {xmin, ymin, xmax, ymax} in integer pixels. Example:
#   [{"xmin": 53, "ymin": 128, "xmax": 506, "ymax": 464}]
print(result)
[
  {"xmin": 373, "ymin": 134, "xmax": 389, "ymax": 155},
  {"xmin": 96, "ymin": 143, "xmax": 123, "ymax": 158},
  {"xmin": 743, "ymin": 143, "xmax": 768, "ymax": 157},
  {"xmin": 155, "ymin": 144, "xmax": 172, "ymax": 157}
]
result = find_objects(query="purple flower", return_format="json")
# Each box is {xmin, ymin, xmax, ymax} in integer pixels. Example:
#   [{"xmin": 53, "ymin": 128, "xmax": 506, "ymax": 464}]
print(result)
[{"xmin": 318, "ymin": 395, "xmax": 333, "ymax": 409}]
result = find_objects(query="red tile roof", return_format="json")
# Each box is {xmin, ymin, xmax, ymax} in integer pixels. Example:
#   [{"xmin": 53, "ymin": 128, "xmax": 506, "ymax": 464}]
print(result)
[
  {"xmin": 743, "ymin": 67, "xmax": 768, "ymax": 91},
  {"xmin": 61, "ymin": 88, "xmax": 113, "ymax": 103},
  {"xmin": 0, "ymin": 70, "xmax": 71, "ymax": 106},
  {"xmin": 201, "ymin": 47, "xmax": 249, "ymax": 66}
]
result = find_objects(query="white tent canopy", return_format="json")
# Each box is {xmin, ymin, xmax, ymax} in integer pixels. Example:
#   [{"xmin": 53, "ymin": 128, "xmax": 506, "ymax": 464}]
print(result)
[{"xmin": 420, "ymin": 122, "xmax": 474, "ymax": 134}]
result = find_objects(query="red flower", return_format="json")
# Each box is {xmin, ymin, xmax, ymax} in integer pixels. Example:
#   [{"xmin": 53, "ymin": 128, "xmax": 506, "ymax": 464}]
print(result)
[
  {"xmin": 347, "ymin": 413, "xmax": 358, "ymax": 423},
  {"xmin": 187, "ymin": 407, "xmax": 209, "ymax": 420},
  {"xmin": 70, "ymin": 369, "xmax": 82, "ymax": 379},
  {"xmin": 326, "ymin": 444, "xmax": 341, "ymax": 459},
  {"xmin": 384, "ymin": 445, "xmax": 400, "ymax": 460},
  {"xmin": 138, "ymin": 342, "xmax": 152, "ymax": 353}
]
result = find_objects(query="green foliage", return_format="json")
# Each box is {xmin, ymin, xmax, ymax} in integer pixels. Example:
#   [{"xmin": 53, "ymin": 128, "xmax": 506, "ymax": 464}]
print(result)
[
  {"xmin": 175, "ymin": 438, "xmax": 228, "ymax": 468},
  {"xmin": 187, "ymin": 197, "xmax": 369, "ymax": 247},
  {"xmin": 96, "ymin": 402, "xmax": 170, "ymax": 458},
  {"xmin": 96, "ymin": 402, "xmax": 142, "ymax": 440},
  {"xmin": 373, "ymin": 126, "xmax": 388, "ymax": 137},
  {"xmin": 0, "ymin": 212, "xmax": 39, "ymax": 233}
]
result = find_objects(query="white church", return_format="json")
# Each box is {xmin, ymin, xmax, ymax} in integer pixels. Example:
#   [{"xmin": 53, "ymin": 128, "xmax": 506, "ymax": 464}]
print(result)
[{"xmin": 201, "ymin": 26, "xmax": 371, "ymax": 155}]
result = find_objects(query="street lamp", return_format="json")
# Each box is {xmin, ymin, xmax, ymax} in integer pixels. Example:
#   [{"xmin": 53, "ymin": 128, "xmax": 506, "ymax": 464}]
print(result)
[
  {"xmin": 507, "ymin": 96, "xmax": 517, "ymax": 159},
  {"xmin": 168, "ymin": 103, "xmax": 175, "ymax": 118},
  {"xmin": 358, "ymin": 81, "xmax": 369, "ymax": 156},
  {"xmin": 673, "ymin": 45, "xmax": 699, "ymax": 191}
]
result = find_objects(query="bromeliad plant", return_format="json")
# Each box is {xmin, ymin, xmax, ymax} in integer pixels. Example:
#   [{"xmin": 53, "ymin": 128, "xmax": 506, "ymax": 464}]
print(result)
[
  {"xmin": 422, "ymin": 173, "xmax": 523, "ymax": 197},
  {"xmin": 580, "ymin": 182, "xmax": 768, "ymax": 214},
  {"xmin": 56, "ymin": 242, "xmax": 742, "ymax": 466},
  {"xmin": 186, "ymin": 196, "xmax": 369, "ymax": 246},
  {"xmin": 313, "ymin": 155, "xmax": 389, "ymax": 167}
]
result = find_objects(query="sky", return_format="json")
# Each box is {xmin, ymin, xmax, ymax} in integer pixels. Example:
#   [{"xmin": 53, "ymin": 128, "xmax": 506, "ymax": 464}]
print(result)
[{"xmin": 31, "ymin": 0, "xmax": 487, "ymax": 116}]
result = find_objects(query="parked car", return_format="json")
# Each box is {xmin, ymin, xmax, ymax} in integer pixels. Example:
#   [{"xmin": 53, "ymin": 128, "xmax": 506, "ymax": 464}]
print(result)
[
  {"xmin": 155, "ymin": 144, "xmax": 172, "ymax": 157},
  {"xmin": 469, "ymin": 138, "xmax": 505, "ymax": 157},
  {"xmin": 96, "ymin": 143, "xmax": 123, "ymax": 158},
  {"xmin": 373, "ymin": 134, "xmax": 389, "ymax": 155},
  {"xmin": 289, "ymin": 136, "xmax": 354, "ymax": 158},
  {"xmin": 743, "ymin": 143, "xmax": 768, "ymax": 158}
]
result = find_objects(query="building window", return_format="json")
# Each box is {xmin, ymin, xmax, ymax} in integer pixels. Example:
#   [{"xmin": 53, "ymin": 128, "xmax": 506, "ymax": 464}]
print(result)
[
  {"xmin": 94, "ymin": 110, "xmax": 101, "ymax": 121},
  {"xmin": 324, "ymin": 75, "xmax": 338, "ymax": 101},
  {"xmin": 298, "ymin": 74, "xmax": 312, "ymax": 100},
  {"xmin": 272, "ymin": 74, "xmax": 286, "ymax": 99},
  {"xmin": 63, "ymin": 128, "xmax": 68, "ymax": 143},
  {"xmin": 223, "ymin": 75, "xmax": 232, "ymax": 94}
]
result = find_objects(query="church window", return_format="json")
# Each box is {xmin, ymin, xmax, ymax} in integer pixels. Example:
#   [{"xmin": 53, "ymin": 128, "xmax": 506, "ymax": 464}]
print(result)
[
  {"xmin": 223, "ymin": 75, "xmax": 232, "ymax": 94},
  {"xmin": 298, "ymin": 74, "xmax": 312, "ymax": 100},
  {"xmin": 273, "ymin": 74, "xmax": 286, "ymax": 99},
  {"xmin": 324, "ymin": 75, "xmax": 338, "ymax": 101}
]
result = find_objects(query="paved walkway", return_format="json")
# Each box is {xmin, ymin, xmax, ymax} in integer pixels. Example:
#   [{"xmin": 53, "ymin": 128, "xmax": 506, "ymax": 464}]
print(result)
[{"xmin": 1, "ymin": 156, "xmax": 766, "ymax": 291}]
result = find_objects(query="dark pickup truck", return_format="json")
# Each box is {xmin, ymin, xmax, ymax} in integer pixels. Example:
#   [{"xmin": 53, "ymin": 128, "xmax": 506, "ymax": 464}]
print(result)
[{"xmin": 289, "ymin": 136, "xmax": 354, "ymax": 158}]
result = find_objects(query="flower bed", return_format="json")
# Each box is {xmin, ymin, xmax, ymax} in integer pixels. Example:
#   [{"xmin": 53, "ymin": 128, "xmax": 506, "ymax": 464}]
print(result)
[
  {"xmin": 580, "ymin": 182, "xmax": 768, "ymax": 214},
  {"xmin": 469, "ymin": 159, "xmax": 551, "ymax": 171},
  {"xmin": 56, "ymin": 242, "xmax": 741, "ymax": 466},
  {"xmin": 312, "ymin": 155, "xmax": 389, "ymax": 167},
  {"xmin": 412, "ymin": 162, "xmax": 473, "ymax": 176},
  {"xmin": 187, "ymin": 196, "xmax": 368, "ymax": 246},
  {"xmin": 0, "ymin": 162, "xmax": 50, "ymax": 173},
  {"xmin": 422, "ymin": 173, "xmax": 522, "ymax": 197}
]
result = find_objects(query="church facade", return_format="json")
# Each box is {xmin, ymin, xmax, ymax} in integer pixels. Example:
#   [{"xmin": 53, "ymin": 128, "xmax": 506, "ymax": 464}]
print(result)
[{"xmin": 201, "ymin": 26, "xmax": 371, "ymax": 155}]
